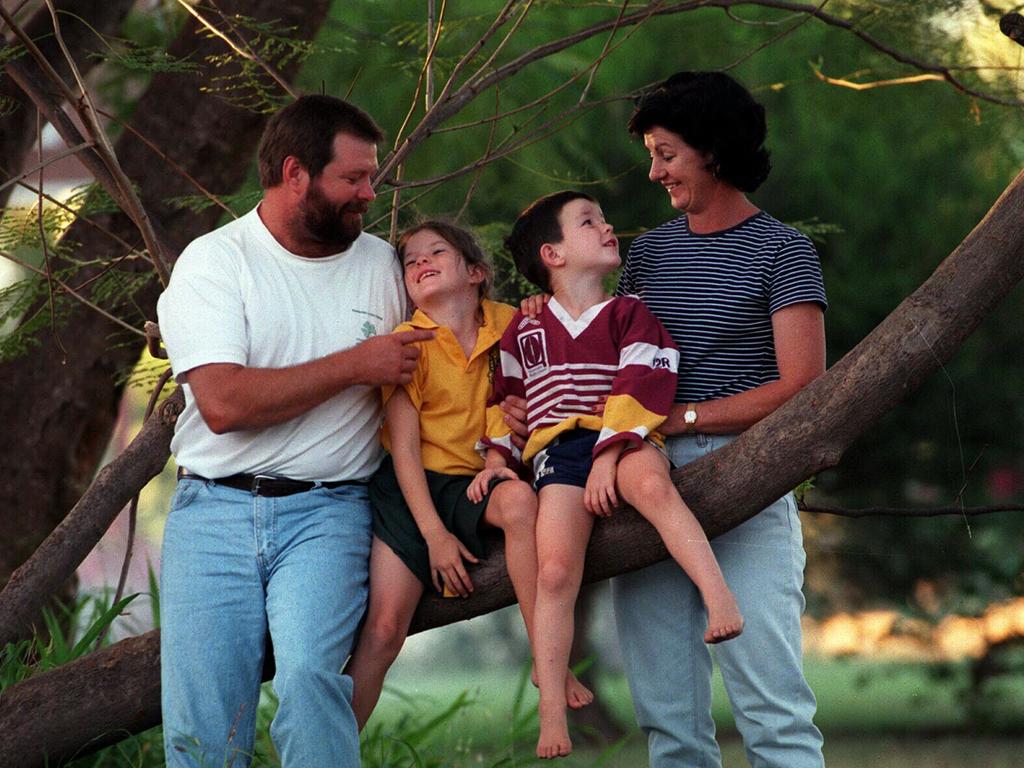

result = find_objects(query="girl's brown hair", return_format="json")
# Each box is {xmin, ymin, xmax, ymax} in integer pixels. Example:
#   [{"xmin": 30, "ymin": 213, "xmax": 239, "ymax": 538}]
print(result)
[{"xmin": 397, "ymin": 220, "xmax": 494, "ymax": 300}]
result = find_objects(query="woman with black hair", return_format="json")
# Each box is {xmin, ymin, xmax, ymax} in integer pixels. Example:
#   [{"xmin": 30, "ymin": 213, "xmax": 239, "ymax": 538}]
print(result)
[{"xmin": 611, "ymin": 71, "xmax": 828, "ymax": 767}]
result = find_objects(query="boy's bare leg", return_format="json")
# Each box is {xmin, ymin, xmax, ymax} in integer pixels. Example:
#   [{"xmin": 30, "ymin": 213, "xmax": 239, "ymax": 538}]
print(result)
[
  {"xmin": 485, "ymin": 481, "xmax": 593, "ymax": 710},
  {"xmin": 345, "ymin": 537, "xmax": 425, "ymax": 729},
  {"xmin": 533, "ymin": 485, "xmax": 594, "ymax": 759},
  {"xmin": 617, "ymin": 444, "xmax": 744, "ymax": 643}
]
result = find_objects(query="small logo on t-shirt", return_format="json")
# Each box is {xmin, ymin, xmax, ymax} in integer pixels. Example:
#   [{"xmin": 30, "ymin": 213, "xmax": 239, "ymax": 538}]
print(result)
[
  {"xmin": 652, "ymin": 355, "xmax": 672, "ymax": 369},
  {"xmin": 518, "ymin": 329, "xmax": 549, "ymax": 377}
]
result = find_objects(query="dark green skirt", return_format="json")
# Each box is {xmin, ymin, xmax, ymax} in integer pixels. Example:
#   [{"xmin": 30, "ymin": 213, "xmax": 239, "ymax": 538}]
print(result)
[{"xmin": 368, "ymin": 455, "xmax": 493, "ymax": 591}]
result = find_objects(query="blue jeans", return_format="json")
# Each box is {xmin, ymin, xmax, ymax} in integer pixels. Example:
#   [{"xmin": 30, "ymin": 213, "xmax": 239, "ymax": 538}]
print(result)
[
  {"xmin": 612, "ymin": 433, "xmax": 823, "ymax": 768},
  {"xmin": 160, "ymin": 478, "xmax": 372, "ymax": 767}
]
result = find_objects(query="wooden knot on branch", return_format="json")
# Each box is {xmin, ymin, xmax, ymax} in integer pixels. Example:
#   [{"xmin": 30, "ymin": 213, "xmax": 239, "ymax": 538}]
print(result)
[
  {"xmin": 159, "ymin": 387, "xmax": 183, "ymax": 426},
  {"xmin": 1000, "ymin": 13, "xmax": 1024, "ymax": 47},
  {"xmin": 143, "ymin": 321, "xmax": 166, "ymax": 359}
]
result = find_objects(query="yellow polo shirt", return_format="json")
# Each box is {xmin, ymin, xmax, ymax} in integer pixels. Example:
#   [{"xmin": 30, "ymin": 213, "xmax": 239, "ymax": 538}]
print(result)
[{"xmin": 381, "ymin": 299, "xmax": 516, "ymax": 475}]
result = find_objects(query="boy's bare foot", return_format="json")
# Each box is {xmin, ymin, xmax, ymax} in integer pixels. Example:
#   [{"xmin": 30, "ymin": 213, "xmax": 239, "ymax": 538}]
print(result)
[
  {"xmin": 565, "ymin": 670, "xmax": 594, "ymax": 710},
  {"xmin": 537, "ymin": 699, "xmax": 572, "ymax": 759},
  {"xmin": 532, "ymin": 666, "xmax": 595, "ymax": 709},
  {"xmin": 703, "ymin": 589, "xmax": 744, "ymax": 644}
]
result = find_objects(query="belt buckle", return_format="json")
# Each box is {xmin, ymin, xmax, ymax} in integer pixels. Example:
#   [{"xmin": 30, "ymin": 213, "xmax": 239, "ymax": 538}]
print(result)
[{"xmin": 251, "ymin": 474, "xmax": 275, "ymax": 496}]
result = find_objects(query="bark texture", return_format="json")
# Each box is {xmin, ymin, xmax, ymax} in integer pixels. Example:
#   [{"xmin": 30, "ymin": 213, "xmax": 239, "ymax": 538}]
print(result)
[
  {"xmin": 0, "ymin": 166, "xmax": 1021, "ymax": 767},
  {"xmin": 0, "ymin": 0, "xmax": 332, "ymax": 613},
  {"xmin": 0, "ymin": 389, "xmax": 182, "ymax": 648}
]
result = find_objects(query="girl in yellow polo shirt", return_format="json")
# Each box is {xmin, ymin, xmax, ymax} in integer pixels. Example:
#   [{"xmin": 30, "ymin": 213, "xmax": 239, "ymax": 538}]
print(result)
[{"xmin": 346, "ymin": 221, "xmax": 594, "ymax": 729}]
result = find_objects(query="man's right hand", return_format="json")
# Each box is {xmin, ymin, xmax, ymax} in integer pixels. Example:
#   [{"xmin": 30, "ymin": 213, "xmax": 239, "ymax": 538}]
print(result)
[{"xmin": 350, "ymin": 328, "xmax": 434, "ymax": 386}]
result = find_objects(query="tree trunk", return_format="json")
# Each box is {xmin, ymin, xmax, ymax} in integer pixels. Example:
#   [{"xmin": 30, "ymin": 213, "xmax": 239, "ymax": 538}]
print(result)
[
  {"xmin": 1, "ymin": 165, "xmax": 1021, "ymax": 768},
  {"xmin": 0, "ymin": 0, "xmax": 332, "ymax": 618}
]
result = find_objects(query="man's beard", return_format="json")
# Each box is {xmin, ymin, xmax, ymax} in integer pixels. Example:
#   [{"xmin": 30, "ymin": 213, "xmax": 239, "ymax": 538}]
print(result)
[{"xmin": 301, "ymin": 181, "xmax": 367, "ymax": 252}]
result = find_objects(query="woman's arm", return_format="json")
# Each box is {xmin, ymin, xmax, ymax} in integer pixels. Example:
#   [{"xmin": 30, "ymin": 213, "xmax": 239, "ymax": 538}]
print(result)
[
  {"xmin": 661, "ymin": 302, "xmax": 825, "ymax": 435},
  {"xmin": 385, "ymin": 388, "xmax": 479, "ymax": 595}
]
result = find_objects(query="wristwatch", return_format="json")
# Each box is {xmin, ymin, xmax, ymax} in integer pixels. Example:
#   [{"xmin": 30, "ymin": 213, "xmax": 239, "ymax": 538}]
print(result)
[{"xmin": 684, "ymin": 403, "xmax": 698, "ymax": 433}]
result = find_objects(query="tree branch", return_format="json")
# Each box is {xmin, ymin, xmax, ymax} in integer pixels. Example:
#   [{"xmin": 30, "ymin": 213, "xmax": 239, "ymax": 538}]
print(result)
[
  {"xmin": 0, "ymin": 389, "xmax": 182, "ymax": 649},
  {"xmin": 800, "ymin": 503, "xmax": 1024, "ymax": 519}
]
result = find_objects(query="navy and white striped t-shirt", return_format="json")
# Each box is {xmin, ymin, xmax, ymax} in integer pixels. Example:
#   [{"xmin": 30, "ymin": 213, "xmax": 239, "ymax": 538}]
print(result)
[{"xmin": 616, "ymin": 212, "xmax": 827, "ymax": 404}]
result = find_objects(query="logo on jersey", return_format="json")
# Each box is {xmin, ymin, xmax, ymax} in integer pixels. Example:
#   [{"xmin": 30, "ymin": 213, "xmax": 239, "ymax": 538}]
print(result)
[
  {"xmin": 518, "ymin": 329, "xmax": 549, "ymax": 377},
  {"xmin": 652, "ymin": 355, "xmax": 673, "ymax": 369}
]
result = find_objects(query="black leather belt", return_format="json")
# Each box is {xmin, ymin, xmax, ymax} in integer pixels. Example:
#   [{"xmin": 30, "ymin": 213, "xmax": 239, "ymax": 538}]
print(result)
[{"xmin": 177, "ymin": 468, "xmax": 366, "ymax": 497}]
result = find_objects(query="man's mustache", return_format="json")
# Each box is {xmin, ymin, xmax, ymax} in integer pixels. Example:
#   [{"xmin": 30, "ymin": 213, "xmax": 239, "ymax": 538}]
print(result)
[{"xmin": 341, "ymin": 201, "xmax": 369, "ymax": 215}]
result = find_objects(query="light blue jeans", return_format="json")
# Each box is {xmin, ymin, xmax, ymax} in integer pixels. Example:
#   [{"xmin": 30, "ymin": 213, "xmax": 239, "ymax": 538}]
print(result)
[
  {"xmin": 612, "ymin": 433, "xmax": 824, "ymax": 768},
  {"xmin": 160, "ymin": 478, "xmax": 372, "ymax": 767}
]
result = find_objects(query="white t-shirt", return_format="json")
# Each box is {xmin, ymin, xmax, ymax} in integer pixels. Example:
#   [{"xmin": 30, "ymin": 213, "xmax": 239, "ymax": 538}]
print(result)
[{"xmin": 157, "ymin": 205, "xmax": 406, "ymax": 481}]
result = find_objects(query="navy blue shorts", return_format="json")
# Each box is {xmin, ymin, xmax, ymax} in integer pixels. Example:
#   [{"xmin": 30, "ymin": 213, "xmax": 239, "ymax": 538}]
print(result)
[{"xmin": 532, "ymin": 429, "xmax": 599, "ymax": 491}]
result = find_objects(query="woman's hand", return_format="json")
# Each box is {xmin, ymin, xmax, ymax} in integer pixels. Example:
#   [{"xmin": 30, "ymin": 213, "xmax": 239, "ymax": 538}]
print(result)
[
  {"xmin": 520, "ymin": 293, "xmax": 549, "ymax": 318},
  {"xmin": 425, "ymin": 530, "xmax": 479, "ymax": 597},
  {"xmin": 584, "ymin": 452, "xmax": 619, "ymax": 517},
  {"xmin": 467, "ymin": 466, "xmax": 517, "ymax": 503},
  {"xmin": 500, "ymin": 395, "xmax": 530, "ymax": 448}
]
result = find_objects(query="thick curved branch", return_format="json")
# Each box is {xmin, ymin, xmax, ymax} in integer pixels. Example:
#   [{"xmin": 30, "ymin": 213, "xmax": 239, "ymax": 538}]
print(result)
[{"xmin": 0, "ymin": 390, "xmax": 182, "ymax": 649}]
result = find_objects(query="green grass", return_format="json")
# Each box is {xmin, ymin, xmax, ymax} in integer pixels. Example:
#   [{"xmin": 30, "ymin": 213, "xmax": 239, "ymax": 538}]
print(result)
[{"xmin": 6, "ymin": 608, "xmax": 1022, "ymax": 768}]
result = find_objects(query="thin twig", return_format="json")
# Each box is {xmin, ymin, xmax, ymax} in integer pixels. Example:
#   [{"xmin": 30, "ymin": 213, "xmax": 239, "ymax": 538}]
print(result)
[
  {"xmin": 389, "ymin": 93, "xmax": 630, "ymax": 191},
  {"xmin": 95, "ymin": 108, "xmax": 237, "ymax": 219},
  {"xmin": 94, "ymin": 365, "xmax": 173, "ymax": 652},
  {"xmin": 0, "ymin": 141, "xmax": 95, "ymax": 199},
  {"xmin": 0, "ymin": 247, "xmax": 145, "ymax": 336},
  {"xmin": 39, "ymin": 0, "xmax": 172, "ymax": 285},
  {"xmin": 813, "ymin": 68, "xmax": 945, "ymax": 91},
  {"xmin": 392, "ymin": 0, "xmax": 448, "ymax": 153},
  {"xmin": 366, "ymin": 183, "xmax": 444, "ymax": 231},
  {"xmin": 579, "ymin": 0, "xmax": 632, "ymax": 104},
  {"xmin": 0, "ymin": 173, "xmax": 138, "ymax": 253},
  {"xmin": 174, "ymin": 0, "xmax": 297, "ymax": 99},
  {"xmin": 36, "ymin": 109, "xmax": 68, "ymax": 361},
  {"xmin": 426, "ymin": 0, "xmax": 436, "ymax": 109},
  {"xmin": 719, "ymin": 0, "xmax": 823, "ymax": 71},
  {"xmin": 457, "ymin": 86, "xmax": 501, "ymax": 221}
]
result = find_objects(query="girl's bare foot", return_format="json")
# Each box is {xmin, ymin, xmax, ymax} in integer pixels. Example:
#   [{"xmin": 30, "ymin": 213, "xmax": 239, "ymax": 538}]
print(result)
[
  {"xmin": 565, "ymin": 670, "xmax": 594, "ymax": 710},
  {"xmin": 532, "ymin": 666, "xmax": 595, "ymax": 709},
  {"xmin": 703, "ymin": 588, "xmax": 744, "ymax": 644},
  {"xmin": 537, "ymin": 699, "xmax": 572, "ymax": 759}
]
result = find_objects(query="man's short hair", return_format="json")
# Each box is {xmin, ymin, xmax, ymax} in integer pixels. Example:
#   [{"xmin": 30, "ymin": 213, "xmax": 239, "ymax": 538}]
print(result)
[
  {"xmin": 505, "ymin": 190, "xmax": 595, "ymax": 295},
  {"xmin": 628, "ymin": 71, "xmax": 771, "ymax": 193},
  {"xmin": 258, "ymin": 95, "xmax": 384, "ymax": 189},
  {"xmin": 397, "ymin": 220, "xmax": 495, "ymax": 300}
]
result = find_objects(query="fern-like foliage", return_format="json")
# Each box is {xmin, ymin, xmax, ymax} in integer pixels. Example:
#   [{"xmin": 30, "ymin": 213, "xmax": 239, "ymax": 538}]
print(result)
[
  {"xmin": 167, "ymin": 188, "xmax": 261, "ymax": 217},
  {"xmin": 88, "ymin": 42, "xmax": 200, "ymax": 74},
  {"xmin": 200, "ymin": 14, "xmax": 317, "ymax": 113}
]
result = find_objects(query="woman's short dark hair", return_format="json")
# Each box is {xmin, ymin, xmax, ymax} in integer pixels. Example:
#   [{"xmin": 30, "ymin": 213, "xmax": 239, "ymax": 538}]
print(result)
[
  {"xmin": 628, "ymin": 71, "xmax": 771, "ymax": 193},
  {"xmin": 258, "ymin": 95, "xmax": 384, "ymax": 189},
  {"xmin": 505, "ymin": 190, "xmax": 595, "ymax": 295},
  {"xmin": 397, "ymin": 220, "xmax": 494, "ymax": 300}
]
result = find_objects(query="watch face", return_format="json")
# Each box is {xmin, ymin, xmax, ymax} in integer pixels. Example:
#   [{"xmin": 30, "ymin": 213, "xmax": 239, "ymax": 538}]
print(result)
[{"xmin": 685, "ymin": 409, "xmax": 697, "ymax": 424}]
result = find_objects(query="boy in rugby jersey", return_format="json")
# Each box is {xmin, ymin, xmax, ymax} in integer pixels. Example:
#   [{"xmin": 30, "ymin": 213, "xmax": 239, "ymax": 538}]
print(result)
[{"xmin": 471, "ymin": 190, "xmax": 743, "ymax": 760}]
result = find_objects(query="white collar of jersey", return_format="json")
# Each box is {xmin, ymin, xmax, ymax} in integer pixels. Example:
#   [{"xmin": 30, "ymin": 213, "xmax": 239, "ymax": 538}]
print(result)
[{"xmin": 547, "ymin": 296, "xmax": 615, "ymax": 339}]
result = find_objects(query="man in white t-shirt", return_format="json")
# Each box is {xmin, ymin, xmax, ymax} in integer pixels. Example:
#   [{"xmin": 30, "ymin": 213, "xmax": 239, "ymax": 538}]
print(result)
[{"xmin": 156, "ymin": 95, "xmax": 430, "ymax": 768}]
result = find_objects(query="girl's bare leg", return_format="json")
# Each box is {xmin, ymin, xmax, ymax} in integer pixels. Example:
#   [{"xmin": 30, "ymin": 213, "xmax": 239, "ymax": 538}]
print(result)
[
  {"xmin": 344, "ymin": 537, "xmax": 425, "ymax": 729},
  {"xmin": 532, "ymin": 485, "xmax": 594, "ymax": 759},
  {"xmin": 484, "ymin": 480, "xmax": 593, "ymax": 710},
  {"xmin": 617, "ymin": 443, "xmax": 744, "ymax": 643}
]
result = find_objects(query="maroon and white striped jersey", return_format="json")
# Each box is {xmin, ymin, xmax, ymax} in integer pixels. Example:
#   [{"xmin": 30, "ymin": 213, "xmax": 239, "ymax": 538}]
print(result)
[{"xmin": 480, "ymin": 295, "xmax": 679, "ymax": 466}]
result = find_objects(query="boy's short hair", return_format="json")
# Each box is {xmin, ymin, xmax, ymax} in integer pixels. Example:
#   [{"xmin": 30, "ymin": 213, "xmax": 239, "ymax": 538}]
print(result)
[
  {"xmin": 505, "ymin": 190, "xmax": 596, "ymax": 294},
  {"xmin": 628, "ymin": 71, "xmax": 771, "ymax": 193},
  {"xmin": 397, "ymin": 219, "xmax": 494, "ymax": 300},
  {"xmin": 258, "ymin": 95, "xmax": 384, "ymax": 189}
]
